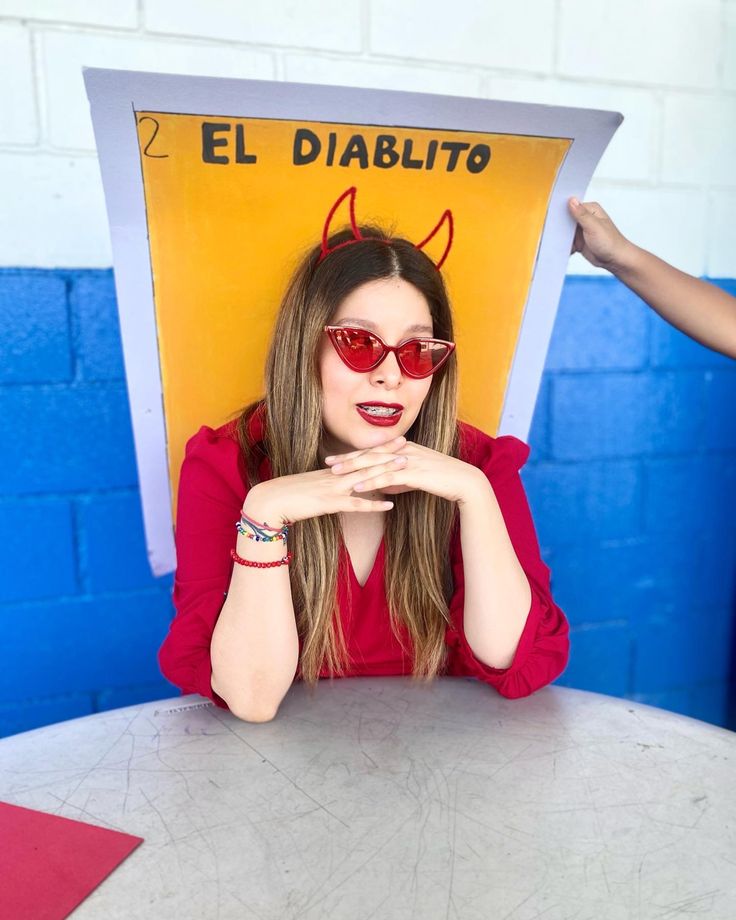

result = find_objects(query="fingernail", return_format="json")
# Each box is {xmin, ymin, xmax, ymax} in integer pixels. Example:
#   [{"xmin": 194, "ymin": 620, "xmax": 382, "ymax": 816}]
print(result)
[
  {"xmin": 393, "ymin": 456, "xmax": 406, "ymax": 465},
  {"xmin": 332, "ymin": 462, "xmax": 343, "ymax": 471},
  {"xmin": 571, "ymin": 197, "xmax": 580, "ymax": 207},
  {"xmin": 354, "ymin": 482, "xmax": 365, "ymax": 491},
  {"xmin": 325, "ymin": 455, "xmax": 334, "ymax": 462}
]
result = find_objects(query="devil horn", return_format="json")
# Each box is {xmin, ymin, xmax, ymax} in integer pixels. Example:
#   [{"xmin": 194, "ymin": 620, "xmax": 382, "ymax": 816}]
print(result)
[
  {"xmin": 321, "ymin": 187, "xmax": 362, "ymax": 259},
  {"xmin": 415, "ymin": 209, "xmax": 454, "ymax": 270}
]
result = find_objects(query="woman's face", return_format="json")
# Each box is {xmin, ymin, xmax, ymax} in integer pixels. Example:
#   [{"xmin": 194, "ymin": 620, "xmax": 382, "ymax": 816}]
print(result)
[{"xmin": 318, "ymin": 277, "xmax": 435, "ymax": 459}]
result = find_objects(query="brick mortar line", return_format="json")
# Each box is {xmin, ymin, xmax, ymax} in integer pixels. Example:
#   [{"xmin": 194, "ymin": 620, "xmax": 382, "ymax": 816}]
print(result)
[
  {"xmin": 546, "ymin": 367, "xmax": 736, "ymax": 376},
  {"xmin": 0, "ymin": 17, "xmax": 139, "ymax": 33},
  {"xmin": 69, "ymin": 498, "xmax": 85, "ymax": 594},
  {"xmin": 63, "ymin": 273, "xmax": 78, "ymax": 383},
  {"xmin": 0, "ymin": 587, "xmax": 174, "ymax": 610},
  {"xmin": 0, "ymin": 488, "xmax": 143, "ymax": 504},
  {"xmin": 25, "ymin": 19, "xmax": 370, "ymax": 57},
  {"xmin": 0, "ymin": 683, "xmax": 172, "ymax": 710},
  {"xmin": 0, "ymin": 376, "xmax": 125, "ymax": 384},
  {"xmin": 552, "ymin": 0, "xmax": 562, "ymax": 76},
  {"xmin": 21, "ymin": 11, "xmax": 42, "ymax": 146},
  {"xmin": 29, "ymin": 28, "xmax": 49, "ymax": 150},
  {"xmin": 569, "ymin": 620, "xmax": 629, "ymax": 631},
  {"xmin": 528, "ymin": 449, "xmax": 736, "ymax": 464},
  {"xmin": 631, "ymin": 679, "xmax": 730, "ymax": 695},
  {"xmin": 717, "ymin": 0, "xmax": 728, "ymax": 90},
  {"xmin": 0, "ymin": 380, "xmax": 129, "ymax": 390},
  {"xmin": 1, "ymin": 681, "xmax": 169, "ymax": 698},
  {"xmin": 361, "ymin": 0, "xmax": 370, "ymax": 55}
]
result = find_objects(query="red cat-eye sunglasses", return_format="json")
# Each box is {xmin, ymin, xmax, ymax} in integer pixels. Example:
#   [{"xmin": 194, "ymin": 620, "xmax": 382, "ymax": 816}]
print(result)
[{"xmin": 324, "ymin": 325, "xmax": 455, "ymax": 379}]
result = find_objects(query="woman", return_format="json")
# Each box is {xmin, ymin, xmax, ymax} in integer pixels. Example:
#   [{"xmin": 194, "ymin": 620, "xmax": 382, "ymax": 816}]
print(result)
[{"xmin": 158, "ymin": 188, "xmax": 570, "ymax": 722}]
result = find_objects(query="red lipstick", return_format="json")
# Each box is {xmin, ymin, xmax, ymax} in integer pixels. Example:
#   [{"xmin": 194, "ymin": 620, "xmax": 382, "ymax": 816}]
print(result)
[{"xmin": 356, "ymin": 402, "xmax": 404, "ymax": 427}]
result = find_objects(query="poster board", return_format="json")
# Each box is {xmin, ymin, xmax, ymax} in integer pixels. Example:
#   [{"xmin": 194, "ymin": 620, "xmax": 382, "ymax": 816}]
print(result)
[{"xmin": 84, "ymin": 68, "xmax": 621, "ymax": 575}]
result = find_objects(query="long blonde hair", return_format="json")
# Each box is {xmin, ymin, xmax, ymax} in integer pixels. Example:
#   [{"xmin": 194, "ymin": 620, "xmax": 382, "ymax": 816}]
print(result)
[{"xmin": 237, "ymin": 224, "xmax": 464, "ymax": 684}]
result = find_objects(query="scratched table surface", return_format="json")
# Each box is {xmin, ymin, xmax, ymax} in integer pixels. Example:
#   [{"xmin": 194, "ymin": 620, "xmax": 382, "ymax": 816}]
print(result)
[{"xmin": 1, "ymin": 678, "xmax": 735, "ymax": 920}]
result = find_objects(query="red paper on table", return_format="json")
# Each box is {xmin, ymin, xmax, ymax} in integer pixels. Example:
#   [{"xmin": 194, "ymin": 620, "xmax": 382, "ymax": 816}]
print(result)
[{"xmin": 0, "ymin": 801, "xmax": 144, "ymax": 920}]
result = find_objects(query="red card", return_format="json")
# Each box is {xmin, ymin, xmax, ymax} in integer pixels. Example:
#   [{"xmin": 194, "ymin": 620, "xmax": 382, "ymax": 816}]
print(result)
[{"xmin": 0, "ymin": 801, "xmax": 144, "ymax": 920}]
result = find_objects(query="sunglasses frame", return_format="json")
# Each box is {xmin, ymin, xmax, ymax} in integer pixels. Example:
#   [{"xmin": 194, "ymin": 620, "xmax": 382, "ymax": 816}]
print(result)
[{"xmin": 323, "ymin": 325, "xmax": 456, "ymax": 379}]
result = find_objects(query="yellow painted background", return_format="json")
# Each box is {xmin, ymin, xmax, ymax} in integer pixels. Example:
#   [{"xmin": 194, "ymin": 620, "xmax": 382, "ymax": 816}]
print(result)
[{"xmin": 136, "ymin": 113, "xmax": 570, "ymax": 509}]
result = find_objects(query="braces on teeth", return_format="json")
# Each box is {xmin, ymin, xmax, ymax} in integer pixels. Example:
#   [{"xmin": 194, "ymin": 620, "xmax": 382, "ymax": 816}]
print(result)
[{"xmin": 360, "ymin": 406, "xmax": 400, "ymax": 415}]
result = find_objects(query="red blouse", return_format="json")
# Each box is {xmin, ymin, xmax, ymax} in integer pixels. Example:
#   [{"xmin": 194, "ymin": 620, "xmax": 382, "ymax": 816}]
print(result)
[{"xmin": 158, "ymin": 406, "xmax": 570, "ymax": 709}]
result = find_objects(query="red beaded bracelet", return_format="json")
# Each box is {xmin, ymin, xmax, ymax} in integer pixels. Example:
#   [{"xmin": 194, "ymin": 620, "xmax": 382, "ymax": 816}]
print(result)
[{"xmin": 231, "ymin": 547, "xmax": 293, "ymax": 568}]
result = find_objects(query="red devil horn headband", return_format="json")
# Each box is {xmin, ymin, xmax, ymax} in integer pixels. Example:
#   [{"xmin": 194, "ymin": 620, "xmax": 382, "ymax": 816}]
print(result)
[{"xmin": 317, "ymin": 186, "xmax": 454, "ymax": 271}]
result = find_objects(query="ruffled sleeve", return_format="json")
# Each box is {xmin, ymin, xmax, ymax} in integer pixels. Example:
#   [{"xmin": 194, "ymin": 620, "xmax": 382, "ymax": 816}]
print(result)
[
  {"xmin": 445, "ymin": 428, "xmax": 570, "ymax": 698},
  {"xmin": 157, "ymin": 425, "xmax": 248, "ymax": 709}
]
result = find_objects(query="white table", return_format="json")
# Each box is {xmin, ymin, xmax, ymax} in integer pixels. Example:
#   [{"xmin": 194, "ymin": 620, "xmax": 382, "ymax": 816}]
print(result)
[{"xmin": 1, "ymin": 677, "xmax": 735, "ymax": 919}]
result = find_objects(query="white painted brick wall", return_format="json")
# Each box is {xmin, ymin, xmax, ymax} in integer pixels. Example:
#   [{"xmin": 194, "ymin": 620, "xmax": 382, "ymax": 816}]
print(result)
[
  {"xmin": 558, "ymin": 0, "xmax": 721, "ymax": 89},
  {"xmin": 40, "ymin": 29, "xmax": 274, "ymax": 151},
  {"xmin": 483, "ymin": 77, "xmax": 659, "ymax": 182},
  {"xmin": 370, "ymin": 0, "xmax": 556, "ymax": 72},
  {"xmin": 725, "ymin": 1, "xmax": 736, "ymax": 91},
  {"xmin": 569, "ymin": 183, "xmax": 708, "ymax": 276},
  {"xmin": 0, "ymin": 23, "xmax": 38, "ymax": 144},
  {"xmin": 145, "ymin": 0, "xmax": 362, "ymax": 53},
  {"xmin": 0, "ymin": 0, "xmax": 138, "ymax": 29},
  {"xmin": 0, "ymin": 152, "xmax": 111, "ymax": 266},
  {"xmin": 0, "ymin": 0, "xmax": 733, "ymax": 277},
  {"xmin": 662, "ymin": 93, "xmax": 736, "ymax": 186},
  {"xmin": 284, "ymin": 54, "xmax": 482, "ymax": 98},
  {"xmin": 707, "ymin": 189, "xmax": 736, "ymax": 276}
]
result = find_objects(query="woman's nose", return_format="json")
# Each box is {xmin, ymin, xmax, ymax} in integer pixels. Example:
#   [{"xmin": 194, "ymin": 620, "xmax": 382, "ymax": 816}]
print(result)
[{"xmin": 370, "ymin": 348, "xmax": 403, "ymax": 382}]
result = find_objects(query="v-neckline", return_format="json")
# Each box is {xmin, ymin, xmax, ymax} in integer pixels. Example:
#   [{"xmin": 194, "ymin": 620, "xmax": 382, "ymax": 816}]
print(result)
[{"xmin": 345, "ymin": 535, "xmax": 386, "ymax": 591}]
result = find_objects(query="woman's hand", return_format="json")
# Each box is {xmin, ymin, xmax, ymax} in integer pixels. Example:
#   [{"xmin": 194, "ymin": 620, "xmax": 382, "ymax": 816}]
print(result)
[
  {"xmin": 242, "ymin": 435, "xmax": 409, "ymax": 528},
  {"xmin": 568, "ymin": 197, "xmax": 636, "ymax": 272},
  {"xmin": 324, "ymin": 438, "xmax": 485, "ymax": 506}
]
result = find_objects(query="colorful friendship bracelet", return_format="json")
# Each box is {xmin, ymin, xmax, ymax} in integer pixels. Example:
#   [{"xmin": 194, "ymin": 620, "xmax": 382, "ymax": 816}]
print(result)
[
  {"xmin": 236, "ymin": 520, "xmax": 288, "ymax": 542},
  {"xmin": 240, "ymin": 510, "xmax": 290, "ymax": 531},
  {"xmin": 237, "ymin": 510, "xmax": 291, "ymax": 542}
]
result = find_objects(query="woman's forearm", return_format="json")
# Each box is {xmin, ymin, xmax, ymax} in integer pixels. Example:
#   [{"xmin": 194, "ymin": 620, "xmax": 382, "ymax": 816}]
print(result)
[
  {"xmin": 210, "ymin": 487, "xmax": 300, "ymax": 721},
  {"xmin": 614, "ymin": 244, "xmax": 736, "ymax": 359},
  {"xmin": 457, "ymin": 476, "xmax": 532, "ymax": 669}
]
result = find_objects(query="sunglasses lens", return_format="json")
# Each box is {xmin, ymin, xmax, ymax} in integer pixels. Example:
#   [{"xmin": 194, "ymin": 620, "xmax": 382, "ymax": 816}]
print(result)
[
  {"xmin": 332, "ymin": 328, "xmax": 382, "ymax": 370},
  {"xmin": 398, "ymin": 340, "xmax": 451, "ymax": 377}
]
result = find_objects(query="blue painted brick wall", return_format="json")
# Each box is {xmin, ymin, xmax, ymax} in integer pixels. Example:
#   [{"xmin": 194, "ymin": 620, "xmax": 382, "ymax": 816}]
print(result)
[
  {"xmin": 0, "ymin": 268, "xmax": 734, "ymax": 737},
  {"xmin": 0, "ymin": 273, "xmax": 72, "ymax": 384},
  {"xmin": 523, "ymin": 276, "xmax": 736, "ymax": 729},
  {"xmin": 0, "ymin": 269, "xmax": 175, "ymax": 737}
]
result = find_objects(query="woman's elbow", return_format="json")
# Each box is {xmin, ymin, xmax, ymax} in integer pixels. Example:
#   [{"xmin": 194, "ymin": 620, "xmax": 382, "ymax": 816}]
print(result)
[
  {"xmin": 222, "ymin": 683, "xmax": 286, "ymax": 723},
  {"xmin": 228, "ymin": 700, "xmax": 280, "ymax": 723}
]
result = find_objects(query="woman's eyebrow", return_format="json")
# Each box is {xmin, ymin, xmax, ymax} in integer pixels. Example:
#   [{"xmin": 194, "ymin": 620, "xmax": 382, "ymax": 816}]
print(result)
[{"xmin": 335, "ymin": 317, "xmax": 434, "ymax": 334}]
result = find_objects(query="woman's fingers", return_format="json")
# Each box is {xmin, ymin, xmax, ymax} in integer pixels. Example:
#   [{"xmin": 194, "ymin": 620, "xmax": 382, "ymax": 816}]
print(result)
[
  {"xmin": 349, "ymin": 456, "xmax": 409, "ymax": 489},
  {"xmin": 570, "ymin": 225, "xmax": 584, "ymax": 256},
  {"xmin": 325, "ymin": 435, "xmax": 405, "ymax": 465},
  {"xmin": 332, "ymin": 453, "xmax": 407, "ymax": 474},
  {"xmin": 349, "ymin": 497, "xmax": 395, "ymax": 511},
  {"xmin": 330, "ymin": 450, "xmax": 406, "ymax": 476}
]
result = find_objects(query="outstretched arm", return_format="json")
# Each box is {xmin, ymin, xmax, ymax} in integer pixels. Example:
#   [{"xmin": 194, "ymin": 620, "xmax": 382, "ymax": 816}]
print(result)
[{"xmin": 569, "ymin": 197, "xmax": 736, "ymax": 360}]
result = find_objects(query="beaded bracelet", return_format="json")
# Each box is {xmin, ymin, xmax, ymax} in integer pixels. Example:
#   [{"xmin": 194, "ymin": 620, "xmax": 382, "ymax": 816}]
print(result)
[{"xmin": 231, "ymin": 547, "xmax": 293, "ymax": 568}]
